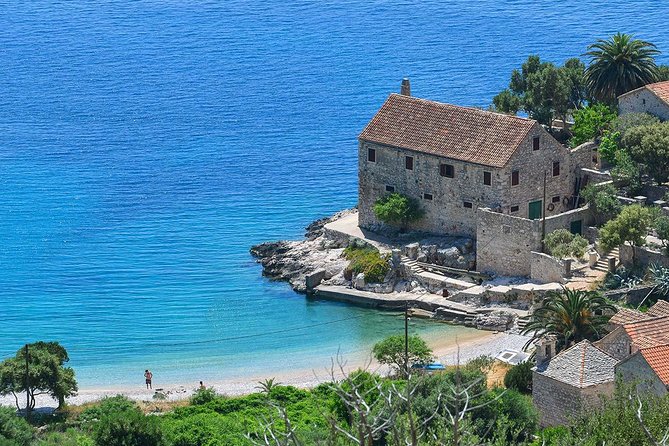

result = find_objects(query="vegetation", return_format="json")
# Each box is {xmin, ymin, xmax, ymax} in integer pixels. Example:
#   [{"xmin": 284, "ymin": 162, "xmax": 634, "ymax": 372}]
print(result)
[
  {"xmin": 624, "ymin": 122, "xmax": 669, "ymax": 184},
  {"xmin": 493, "ymin": 55, "xmax": 586, "ymax": 129},
  {"xmin": 503, "ymin": 362, "xmax": 533, "ymax": 395},
  {"xmin": 569, "ymin": 103, "xmax": 617, "ymax": 147},
  {"xmin": 584, "ymin": 32, "xmax": 661, "ymax": 104},
  {"xmin": 343, "ymin": 243, "xmax": 390, "ymax": 283},
  {"xmin": 655, "ymin": 216, "xmax": 669, "ymax": 249},
  {"xmin": 93, "ymin": 405, "xmax": 164, "ymax": 446},
  {"xmin": 600, "ymin": 204, "xmax": 656, "ymax": 251},
  {"xmin": 611, "ymin": 149, "xmax": 643, "ymax": 194},
  {"xmin": 0, "ymin": 342, "xmax": 77, "ymax": 413},
  {"xmin": 521, "ymin": 288, "xmax": 616, "ymax": 351},
  {"xmin": 372, "ymin": 334, "xmax": 433, "ymax": 376},
  {"xmin": 611, "ymin": 112, "xmax": 660, "ymax": 139},
  {"xmin": 373, "ymin": 193, "xmax": 424, "ymax": 231},
  {"xmin": 580, "ymin": 183, "xmax": 622, "ymax": 225},
  {"xmin": 543, "ymin": 229, "xmax": 588, "ymax": 260},
  {"xmin": 0, "ymin": 406, "xmax": 32, "ymax": 446}
]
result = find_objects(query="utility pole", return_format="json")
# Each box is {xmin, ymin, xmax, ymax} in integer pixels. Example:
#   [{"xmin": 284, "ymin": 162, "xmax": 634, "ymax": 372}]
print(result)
[
  {"xmin": 541, "ymin": 170, "xmax": 547, "ymax": 252},
  {"xmin": 24, "ymin": 344, "xmax": 30, "ymax": 422},
  {"xmin": 404, "ymin": 301, "xmax": 409, "ymax": 379}
]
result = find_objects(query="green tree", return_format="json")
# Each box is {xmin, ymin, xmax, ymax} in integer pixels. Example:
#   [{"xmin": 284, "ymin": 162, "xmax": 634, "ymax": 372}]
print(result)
[
  {"xmin": 597, "ymin": 131, "xmax": 620, "ymax": 165},
  {"xmin": 492, "ymin": 89, "xmax": 521, "ymax": 114},
  {"xmin": 611, "ymin": 149, "xmax": 643, "ymax": 194},
  {"xmin": 584, "ymin": 32, "xmax": 661, "ymax": 104},
  {"xmin": 372, "ymin": 334, "xmax": 433, "ymax": 376},
  {"xmin": 543, "ymin": 229, "xmax": 589, "ymax": 259},
  {"xmin": 521, "ymin": 288, "xmax": 615, "ymax": 350},
  {"xmin": 600, "ymin": 204, "xmax": 655, "ymax": 251},
  {"xmin": 503, "ymin": 362, "xmax": 533, "ymax": 394},
  {"xmin": 0, "ymin": 342, "xmax": 77, "ymax": 412},
  {"xmin": 94, "ymin": 407, "xmax": 164, "ymax": 446},
  {"xmin": 570, "ymin": 103, "xmax": 617, "ymax": 146},
  {"xmin": 611, "ymin": 112, "xmax": 659, "ymax": 139},
  {"xmin": 624, "ymin": 122, "xmax": 669, "ymax": 184},
  {"xmin": 655, "ymin": 216, "xmax": 669, "ymax": 249},
  {"xmin": 0, "ymin": 406, "xmax": 32, "ymax": 446},
  {"xmin": 580, "ymin": 183, "xmax": 622, "ymax": 225},
  {"xmin": 658, "ymin": 64, "xmax": 669, "ymax": 81},
  {"xmin": 373, "ymin": 193, "xmax": 424, "ymax": 231}
]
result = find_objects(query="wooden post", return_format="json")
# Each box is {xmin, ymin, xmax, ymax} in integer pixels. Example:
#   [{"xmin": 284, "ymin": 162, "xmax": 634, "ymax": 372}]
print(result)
[{"xmin": 24, "ymin": 344, "xmax": 30, "ymax": 422}]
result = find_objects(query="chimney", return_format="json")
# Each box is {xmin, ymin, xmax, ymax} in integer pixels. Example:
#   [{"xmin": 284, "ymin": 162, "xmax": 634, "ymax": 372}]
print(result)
[
  {"xmin": 535, "ymin": 335, "xmax": 557, "ymax": 364},
  {"xmin": 400, "ymin": 78, "xmax": 411, "ymax": 96}
]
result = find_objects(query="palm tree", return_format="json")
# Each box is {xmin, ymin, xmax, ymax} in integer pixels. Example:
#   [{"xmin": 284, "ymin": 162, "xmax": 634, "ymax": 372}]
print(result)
[
  {"xmin": 584, "ymin": 33, "xmax": 660, "ymax": 104},
  {"xmin": 522, "ymin": 288, "xmax": 616, "ymax": 351}
]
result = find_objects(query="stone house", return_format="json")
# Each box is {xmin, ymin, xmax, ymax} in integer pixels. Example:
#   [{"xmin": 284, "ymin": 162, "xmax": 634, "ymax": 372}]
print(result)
[
  {"xmin": 532, "ymin": 339, "xmax": 618, "ymax": 426},
  {"xmin": 358, "ymin": 90, "xmax": 596, "ymax": 238},
  {"xmin": 616, "ymin": 344, "xmax": 669, "ymax": 396},
  {"xmin": 618, "ymin": 80, "xmax": 669, "ymax": 120},
  {"xmin": 595, "ymin": 307, "xmax": 669, "ymax": 361}
]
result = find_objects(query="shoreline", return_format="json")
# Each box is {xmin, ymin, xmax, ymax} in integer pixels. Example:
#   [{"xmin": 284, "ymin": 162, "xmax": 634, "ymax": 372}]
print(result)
[{"xmin": 0, "ymin": 330, "xmax": 531, "ymax": 409}]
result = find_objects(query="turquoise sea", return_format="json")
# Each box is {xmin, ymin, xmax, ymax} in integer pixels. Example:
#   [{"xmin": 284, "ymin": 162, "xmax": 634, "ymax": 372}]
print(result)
[{"xmin": 2, "ymin": 1, "xmax": 669, "ymax": 388}]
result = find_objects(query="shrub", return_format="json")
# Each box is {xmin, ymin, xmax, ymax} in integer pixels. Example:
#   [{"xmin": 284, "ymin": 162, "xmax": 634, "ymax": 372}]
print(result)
[
  {"xmin": 624, "ymin": 122, "xmax": 669, "ymax": 184},
  {"xmin": 655, "ymin": 216, "xmax": 669, "ymax": 248},
  {"xmin": 610, "ymin": 149, "xmax": 643, "ymax": 194},
  {"xmin": 611, "ymin": 112, "xmax": 659, "ymax": 139},
  {"xmin": 598, "ymin": 131, "xmax": 620, "ymax": 165},
  {"xmin": 190, "ymin": 387, "xmax": 217, "ymax": 406},
  {"xmin": 464, "ymin": 355, "xmax": 495, "ymax": 374},
  {"xmin": 373, "ymin": 193, "xmax": 424, "ymax": 230},
  {"xmin": 600, "ymin": 204, "xmax": 655, "ymax": 251},
  {"xmin": 570, "ymin": 104, "xmax": 616, "ymax": 147},
  {"xmin": 543, "ymin": 229, "xmax": 589, "ymax": 259},
  {"xmin": 93, "ymin": 407, "xmax": 164, "ymax": 446},
  {"xmin": 0, "ymin": 406, "xmax": 32, "ymax": 446},
  {"xmin": 34, "ymin": 429, "xmax": 94, "ymax": 446},
  {"xmin": 503, "ymin": 361, "xmax": 533, "ymax": 394},
  {"xmin": 372, "ymin": 334, "xmax": 433, "ymax": 376},
  {"xmin": 580, "ymin": 183, "xmax": 622, "ymax": 225},
  {"xmin": 343, "ymin": 245, "xmax": 390, "ymax": 283},
  {"xmin": 78, "ymin": 396, "xmax": 137, "ymax": 423}
]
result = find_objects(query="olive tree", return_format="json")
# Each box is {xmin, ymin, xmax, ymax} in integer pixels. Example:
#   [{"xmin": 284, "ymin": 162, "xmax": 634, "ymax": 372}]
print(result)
[
  {"xmin": 600, "ymin": 204, "xmax": 656, "ymax": 252},
  {"xmin": 373, "ymin": 193, "xmax": 424, "ymax": 231},
  {"xmin": 624, "ymin": 122, "xmax": 669, "ymax": 184},
  {"xmin": 372, "ymin": 335, "xmax": 433, "ymax": 377}
]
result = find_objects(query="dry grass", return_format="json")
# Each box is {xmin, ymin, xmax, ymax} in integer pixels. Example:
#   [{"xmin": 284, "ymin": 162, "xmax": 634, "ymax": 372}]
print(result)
[{"xmin": 486, "ymin": 361, "xmax": 512, "ymax": 388}]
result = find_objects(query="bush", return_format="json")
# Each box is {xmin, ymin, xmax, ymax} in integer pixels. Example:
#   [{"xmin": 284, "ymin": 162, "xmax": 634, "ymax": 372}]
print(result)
[
  {"xmin": 610, "ymin": 150, "xmax": 643, "ymax": 194},
  {"xmin": 503, "ymin": 361, "xmax": 533, "ymax": 394},
  {"xmin": 93, "ymin": 408, "xmax": 164, "ymax": 446},
  {"xmin": 190, "ymin": 387, "xmax": 217, "ymax": 406},
  {"xmin": 343, "ymin": 245, "xmax": 390, "ymax": 283},
  {"xmin": 0, "ymin": 407, "xmax": 32, "ymax": 446},
  {"xmin": 624, "ymin": 122, "xmax": 669, "ymax": 184},
  {"xmin": 600, "ymin": 204, "xmax": 656, "ymax": 251},
  {"xmin": 655, "ymin": 216, "xmax": 669, "ymax": 248},
  {"xmin": 611, "ymin": 112, "xmax": 659, "ymax": 139},
  {"xmin": 78, "ymin": 396, "xmax": 137, "ymax": 423},
  {"xmin": 598, "ymin": 131, "xmax": 620, "ymax": 165},
  {"xmin": 372, "ymin": 334, "xmax": 433, "ymax": 376},
  {"xmin": 34, "ymin": 429, "xmax": 94, "ymax": 446},
  {"xmin": 570, "ymin": 104, "xmax": 617, "ymax": 147},
  {"xmin": 580, "ymin": 184, "xmax": 622, "ymax": 225},
  {"xmin": 544, "ymin": 229, "xmax": 588, "ymax": 259},
  {"xmin": 373, "ymin": 193, "xmax": 424, "ymax": 230}
]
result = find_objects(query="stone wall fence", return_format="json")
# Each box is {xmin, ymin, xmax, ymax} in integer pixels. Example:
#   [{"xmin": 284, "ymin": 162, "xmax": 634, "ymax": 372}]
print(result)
[
  {"xmin": 530, "ymin": 251, "xmax": 568, "ymax": 284},
  {"xmin": 619, "ymin": 244, "xmax": 669, "ymax": 270}
]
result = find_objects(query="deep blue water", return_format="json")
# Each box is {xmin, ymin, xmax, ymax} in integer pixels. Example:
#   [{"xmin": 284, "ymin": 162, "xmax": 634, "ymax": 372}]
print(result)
[{"xmin": 1, "ymin": 1, "xmax": 669, "ymax": 388}]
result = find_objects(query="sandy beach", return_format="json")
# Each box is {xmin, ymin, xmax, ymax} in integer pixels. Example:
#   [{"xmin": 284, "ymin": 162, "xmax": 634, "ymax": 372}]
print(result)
[{"xmin": 0, "ymin": 331, "xmax": 531, "ymax": 409}]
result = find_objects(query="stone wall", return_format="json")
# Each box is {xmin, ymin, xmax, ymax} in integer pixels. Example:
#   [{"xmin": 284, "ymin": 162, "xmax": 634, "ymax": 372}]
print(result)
[
  {"xmin": 476, "ymin": 207, "xmax": 592, "ymax": 277},
  {"xmin": 532, "ymin": 373, "xmax": 614, "ymax": 426},
  {"xmin": 530, "ymin": 251, "xmax": 567, "ymax": 284},
  {"xmin": 616, "ymin": 353, "xmax": 668, "ymax": 397},
  {"xmin": 619, "ymin": 244, "xmax": 669, "ymax": 269},
  {"xmin": 595, "ymin": 328, "xmax": 632, "ymax": 361},
  {"xmin": 603, "ymin": 284, "xmax": 657, "ymax": 306},
  {"xmin": 619, "ymin": 88, "xmax": 669, "ymax": 121},
  {"xmin": 358, "ymin": 122, "xmax": 594, "ymax": 237}
]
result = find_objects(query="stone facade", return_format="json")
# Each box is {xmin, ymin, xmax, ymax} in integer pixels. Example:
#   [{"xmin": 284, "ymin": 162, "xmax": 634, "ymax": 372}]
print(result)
[
  {"xmin": 595, "ymin": 327, "xmax": 633, "ymax": 361},
  {"xmin": 530, "ymin": 251, "xmax": 567, "ymax": 284},
  {"xmin": 358, "ymin": 97, "xmax": 594, "ymax": 238},
  {"xmin": 533, "ymin": 372, "xmax": 614, "ymax": 426},
  {"xmin": 616, "ymin": 352, "xmax": 668, "ymax": 397},
  {"xmin": 619, "ymin": 244, "xmax": 669, "ymax": 270},
  {"xmin": 618, "ymin": 86, "xmax": 669, "ymax": 121}
]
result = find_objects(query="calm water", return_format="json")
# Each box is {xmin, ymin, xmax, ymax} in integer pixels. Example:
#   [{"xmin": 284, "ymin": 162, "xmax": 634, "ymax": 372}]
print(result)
[{"xmin": 1, "ymin": 1, "xmax": 668, "ymax": 388}]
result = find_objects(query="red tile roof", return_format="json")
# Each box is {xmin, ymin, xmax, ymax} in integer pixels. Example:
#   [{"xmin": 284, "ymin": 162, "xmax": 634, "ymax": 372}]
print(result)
[
  {"xmin": 609, "ymin": 307, "xmax": 649, "ymax": 326},
  {"xmin": 623, "ymin": 316, "xmax": 669, "ymax": 348},
  {"xmin": 647, "ymin": 300, "xmax": 669, "ymax": 318},
  {"xmin": 647, "ymin": 81, "xmax": 669, "ymax": 105},
  {"xmin": 358, "ymin": 94, "xmax": 537, "ymax": 168},
  {"xmin": 639, "ymin": 344, "xmax": 669, "ymax": 386}
]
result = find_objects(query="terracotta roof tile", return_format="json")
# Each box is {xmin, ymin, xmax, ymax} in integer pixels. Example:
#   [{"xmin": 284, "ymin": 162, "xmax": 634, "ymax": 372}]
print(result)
[
  {"xmin": 609, "ymin": 307, "xmax": 650, "ymax": 326},
  {"xmin": 647, "ymin": 300, "xmax": 669, "ymax": 318},
  {"xmin": 647, "ymin": 81, "xmax": 669, "ymax": 106},
  {"xmin": 623, "ymin": 316, "xmax": 669, "ymax": 348},
  {"xmin": 535, "ymin": 340, "xmax": 618, "ymax": 388},
  {"xmin": 359, "ymin": 94, "xmax": 536, "ymax": 168},
  {"xmin": 639, "ymin": 344, "xmax": 669, "ymax": 386}
]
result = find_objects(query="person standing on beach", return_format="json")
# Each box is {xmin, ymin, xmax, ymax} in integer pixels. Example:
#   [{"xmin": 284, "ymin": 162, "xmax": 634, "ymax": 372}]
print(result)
[{"xmin": 144, "ymin": 369, "xmax": 153, "ymax": 389}]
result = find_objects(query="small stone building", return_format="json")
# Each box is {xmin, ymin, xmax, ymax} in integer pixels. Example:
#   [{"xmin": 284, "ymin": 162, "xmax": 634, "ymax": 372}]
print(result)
[
  {"xmin": 616, "ymin": 344, "xmax": 669, "ymax": 396},
  {"xmin": 358, "ymin": 90, "xmax": 595, "ymax": 238},
  {"xmin": 618, "ymin": 80, "xmax": 669, "ymax": 121},
  {"xmin": 595, "ymin": 311, "xmax": 669, "ymax": 361},
  {"xmin": 532, "ymin": 340, "xmax": 618, "ymax": 427}
]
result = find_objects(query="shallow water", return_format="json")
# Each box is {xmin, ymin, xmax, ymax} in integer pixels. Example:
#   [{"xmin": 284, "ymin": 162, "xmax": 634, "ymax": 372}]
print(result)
[{"xmin": 1, "ymin": 1, "xmax": 668, "ymax": 388}]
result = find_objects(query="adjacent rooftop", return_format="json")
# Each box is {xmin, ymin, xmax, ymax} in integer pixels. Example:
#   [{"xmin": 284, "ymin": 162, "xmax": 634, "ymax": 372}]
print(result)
[{"xmin": 535, "ymin": 340, "xmax": 618, "ymax": 388}]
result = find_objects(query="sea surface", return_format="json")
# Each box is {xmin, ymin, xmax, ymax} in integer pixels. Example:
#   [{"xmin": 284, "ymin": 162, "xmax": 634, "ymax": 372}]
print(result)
[{"xmin": 1, "ymin": 1, "xmax": 669, "ymax": 389}]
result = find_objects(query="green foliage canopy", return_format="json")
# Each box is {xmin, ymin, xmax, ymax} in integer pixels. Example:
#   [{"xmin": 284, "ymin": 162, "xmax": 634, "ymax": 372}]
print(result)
[
  {"xmin": 343, "ymin": 244, "xmax": 390, "ymax": 283},
  {"xmin": 0, "ymin": 406, "xmax": 33, "ymax": 446},
  {"xmin": 373, "ymin": 193, "xmax": 424, "ymax": 230},
  {"xmin": 600, "ymin": 204, "xmax": 656, "ymax": 250},
  {"xmin": 372, "ymin": 334, "xmax": 433, "ymax": 376},
  {"xmin": 623, "ymin": 122, "xmax": 669, "ymax": 184},
  {"xmin": 570, "ymin": 103, "xmax": 617, "ymax": 147},
  {"xmin": 580, "ymin": 183, "xmax": 622, "ymax": 225},
  {"xmin": 93, "ymin": 407, "xmax": 164, "ymax": 446},
  {"xmin": 543, "ymin": 229, "xmax": 589, "ymax": 259},
  {"xmin": 503, "ymin": 362, "xmax": 533, "ymax": 394}
]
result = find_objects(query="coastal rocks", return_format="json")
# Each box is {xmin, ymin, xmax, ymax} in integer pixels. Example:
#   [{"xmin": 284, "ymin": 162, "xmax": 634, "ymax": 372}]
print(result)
[
  {"xmin": 474, "ymin": 311, "xmax": 514, "ymax": 331},
  {"xmin": 401, "ymin": 237, "xmax": 476, "ymax": 270}
]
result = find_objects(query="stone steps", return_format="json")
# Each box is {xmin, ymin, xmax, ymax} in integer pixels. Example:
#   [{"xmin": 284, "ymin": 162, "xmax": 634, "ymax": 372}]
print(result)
[{"xmin": 592, "ymin": 247, "xmax": 620, "ymax": 273}]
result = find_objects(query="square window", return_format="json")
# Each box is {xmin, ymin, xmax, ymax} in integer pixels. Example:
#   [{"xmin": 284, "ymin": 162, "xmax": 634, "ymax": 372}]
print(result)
[
  {"xmin": 440, "ymin": 164, "xmax": 454, "ymax": 178},
  {"xmin": 511, "ymin": 170, "xmax": 519, "ymax": 186},
  {"xmin": 510, "ymin": 205, "xmax": 519, "ymax": 213},
  {"xmin": 553, "ymin": 161, "xmax": 560, "ymax": 176},
  {"xmin": 423, "ymin": 193, "xmax": 433, "ymax": 200},
  {"xmin": 483, "ymin": 171, "xmax": 492, "ymax": 186},
  {"xmin": 552, "ymin": 195, "xmax": 560, "ymax": 203},
  {"xmin": 385, "ymin": 185, "xmax": 395, "ymax": 193},
  {"xmin": 367, "ymin": 147, "xmax": 376, "ymax": 162},
  {"xmin": 533, "ymin": 136, "xmax": 540, "ymax": 151},
  {"xmin": 405, "ymin": 156, "xmax": 414, "ymax": 170},
  {"xmin": 463, "ymin": 201, "xmax": 473, "ymax": 209}
]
